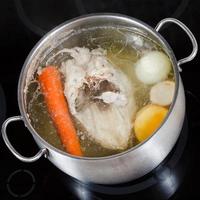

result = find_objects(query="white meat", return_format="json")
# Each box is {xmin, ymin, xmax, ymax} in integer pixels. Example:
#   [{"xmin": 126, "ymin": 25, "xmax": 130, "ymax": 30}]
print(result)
[{"xmin": 61, "ymin": 47, "xmax": 136, "ymax": 150}]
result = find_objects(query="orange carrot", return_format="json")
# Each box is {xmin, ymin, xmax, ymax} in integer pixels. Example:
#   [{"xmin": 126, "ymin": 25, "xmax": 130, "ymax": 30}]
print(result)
[{"xmin": 38, "ymin": 66, "xmax": 83, "ymax": 156}]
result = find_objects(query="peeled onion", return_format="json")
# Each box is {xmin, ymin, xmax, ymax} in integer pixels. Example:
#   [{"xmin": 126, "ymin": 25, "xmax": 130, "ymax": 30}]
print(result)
[{"xmin": 135, "ymin": 51, "xmax": 171, "ymax": 84}]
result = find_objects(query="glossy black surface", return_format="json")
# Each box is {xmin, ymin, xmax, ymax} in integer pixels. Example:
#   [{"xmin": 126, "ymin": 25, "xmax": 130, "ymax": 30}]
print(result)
[{"xmin": 0, "ymin": 0, "xmax": 200, "ymax": 199}]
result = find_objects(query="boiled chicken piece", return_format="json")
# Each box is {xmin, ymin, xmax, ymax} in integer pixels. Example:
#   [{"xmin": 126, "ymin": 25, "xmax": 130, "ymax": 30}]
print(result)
[{"xmin": 61, "ymin": 47, "xmax": 136, "ymax": 150}]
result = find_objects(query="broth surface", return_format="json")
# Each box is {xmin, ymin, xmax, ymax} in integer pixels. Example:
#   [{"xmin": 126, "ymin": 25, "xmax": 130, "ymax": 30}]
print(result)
[{"xmin": 26, "ymin": 26, "xmax": 174, "ymax": 157}]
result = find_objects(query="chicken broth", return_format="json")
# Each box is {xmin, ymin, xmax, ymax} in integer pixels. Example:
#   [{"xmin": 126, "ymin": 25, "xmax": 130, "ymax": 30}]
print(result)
[{"xmin": 26, "ymin": 26, "xmax": 174, "ymax": 157}]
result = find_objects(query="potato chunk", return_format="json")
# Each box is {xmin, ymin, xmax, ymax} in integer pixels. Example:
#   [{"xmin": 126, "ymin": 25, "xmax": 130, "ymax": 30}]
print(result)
[
  {"xmin": 134, "ymin": 104, "xmax": 168, "ymax": 142},
  {"xmin": 150, "ymin": 81, "xmax": 175, "ymax": 106}
]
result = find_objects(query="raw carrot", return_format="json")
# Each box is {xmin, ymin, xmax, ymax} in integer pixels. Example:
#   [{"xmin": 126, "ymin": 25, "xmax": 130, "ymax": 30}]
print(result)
[{"xmin": 38, "ymin": 66, "xmax": 83, "ymax": 156}]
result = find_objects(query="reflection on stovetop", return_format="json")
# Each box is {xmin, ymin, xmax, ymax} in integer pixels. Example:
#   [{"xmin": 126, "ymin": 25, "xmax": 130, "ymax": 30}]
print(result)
[{"xmin": 14, "ymin": 0, "xmax": 190, "ymax": 36}]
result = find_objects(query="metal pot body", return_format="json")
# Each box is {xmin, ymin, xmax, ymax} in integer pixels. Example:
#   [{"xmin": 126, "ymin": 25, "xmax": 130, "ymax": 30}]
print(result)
[
  {"xmin": 35, "ymin": 78, "xmax": 185, "ymax": 184},
  {"xmin": 2, "ymin": 14, "xmax": 197, "ymax": 184}
]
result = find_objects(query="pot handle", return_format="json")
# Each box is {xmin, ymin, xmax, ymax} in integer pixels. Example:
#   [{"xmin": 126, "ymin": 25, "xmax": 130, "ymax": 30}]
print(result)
[
  {"xmin": 1, "ymin": 116, "xmax": 48, "ymax": 162},
  {"xmin": 155, "ymin": 18, "xmax": 198, "ymax": 71}
]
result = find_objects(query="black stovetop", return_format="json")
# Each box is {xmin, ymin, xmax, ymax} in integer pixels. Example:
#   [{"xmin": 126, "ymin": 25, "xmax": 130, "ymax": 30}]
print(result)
[{"xmin": 0, "ymin": 0, "xmax": 200, "ymax": 199}]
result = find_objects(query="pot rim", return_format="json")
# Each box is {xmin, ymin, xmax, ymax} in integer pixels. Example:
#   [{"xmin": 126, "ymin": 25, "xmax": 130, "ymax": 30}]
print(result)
[{"xmin": 18, "ymin": 13, "xmax": 179, "ymax": 161}]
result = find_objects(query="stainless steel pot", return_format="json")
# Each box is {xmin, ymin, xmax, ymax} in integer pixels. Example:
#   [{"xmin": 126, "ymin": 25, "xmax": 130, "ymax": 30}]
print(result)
[{"xmin": 1, "ymin": 14, "xmax": 198, "ymax": 184}]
